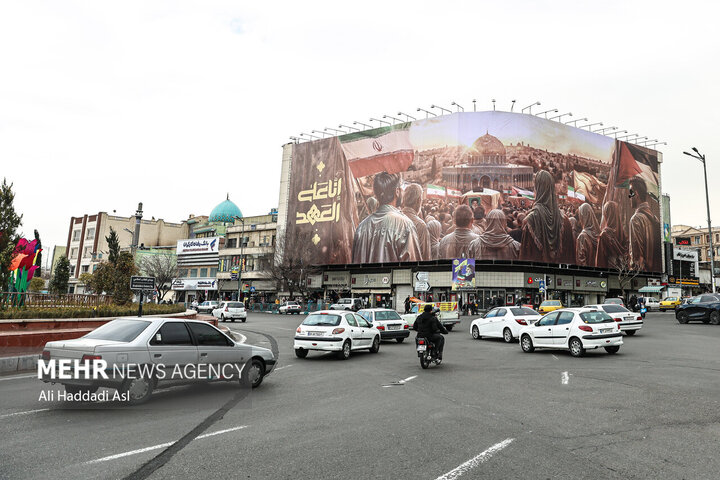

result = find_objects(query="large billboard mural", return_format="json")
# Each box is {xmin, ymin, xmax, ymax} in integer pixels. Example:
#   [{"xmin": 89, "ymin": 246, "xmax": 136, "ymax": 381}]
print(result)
[{"xmin": 284, "ymin": 111, "xmax": 662, "ymax": 272}]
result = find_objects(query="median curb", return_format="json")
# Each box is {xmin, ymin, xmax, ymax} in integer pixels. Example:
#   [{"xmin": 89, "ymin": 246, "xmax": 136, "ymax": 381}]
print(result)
[{"xmin": 0, "ymin": 354, "xmax": 38, "ymax": 374}]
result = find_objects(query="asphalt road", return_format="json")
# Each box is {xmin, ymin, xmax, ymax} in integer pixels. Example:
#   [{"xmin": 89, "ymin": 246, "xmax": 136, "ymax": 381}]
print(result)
[{"xmin": 1, "ymin": 311, "xmax": 720, "ymax": 480}]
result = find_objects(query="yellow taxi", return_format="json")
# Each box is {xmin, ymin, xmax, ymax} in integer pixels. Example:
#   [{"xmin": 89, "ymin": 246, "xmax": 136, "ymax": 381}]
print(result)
[
  {"xmin": 538, "ymin": 299, "xmax": 564, "ymax": 313},
  {"xmin": 659, "ymin": 297, "xmax": 681, "ymax": 311}
]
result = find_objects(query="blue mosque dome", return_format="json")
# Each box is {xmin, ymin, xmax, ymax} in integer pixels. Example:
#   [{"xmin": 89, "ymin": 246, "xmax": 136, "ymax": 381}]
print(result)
[{"xmin": 209, "ymin": 195, "xmax": 242, "ymax": 223}]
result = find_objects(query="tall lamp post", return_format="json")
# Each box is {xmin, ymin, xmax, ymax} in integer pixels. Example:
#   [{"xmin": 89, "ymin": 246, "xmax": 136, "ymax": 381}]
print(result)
[{"xmin": 683, "ymin": 148, "xmax": 716, "ymax": 292}]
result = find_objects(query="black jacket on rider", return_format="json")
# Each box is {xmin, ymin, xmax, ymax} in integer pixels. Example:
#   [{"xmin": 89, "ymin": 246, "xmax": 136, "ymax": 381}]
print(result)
[{"xmin": 413, "ymin": 312, "xmax": 449, "ymax": 337}]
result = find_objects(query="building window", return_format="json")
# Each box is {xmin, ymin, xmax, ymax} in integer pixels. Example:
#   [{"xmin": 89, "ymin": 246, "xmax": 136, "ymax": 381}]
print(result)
[
  {"xmin": 226, "ymin": 238, "xmax": 237, "ymax": 249},
  {"xmin": 72, "ymin": 230, "xmax": 81, "ymax": 241},
  {"xmin": 70, "ymin": 247, "xmax": 78, "ymax": 258},
  {"xmin": 83, "ymin": 246, "xmax": 92, "ymax": 258},
  {"xmin": 210, "ymin": 268, "xmax": 217, "ymax": 277},
  {"xmin": 81, "ymin": 265, "xmax": 89, "ymax": 273},
  {"xmin": 695, "ymin": 236, "xmax": 700, "ymax": 244},
  {"xmin": 178, "ymin": 269, "xmax": 188, "ymax": 277},
  {"xmin": 190, "ymin": 269, "xmax": 198, "ymax": 278},
  {"xmin": 86, "ymin": 227, "xmax": 95, "ymax": 240},
  {"xmin": 200, "ymin": 268, "xmax": 208, "ymax": 277}
]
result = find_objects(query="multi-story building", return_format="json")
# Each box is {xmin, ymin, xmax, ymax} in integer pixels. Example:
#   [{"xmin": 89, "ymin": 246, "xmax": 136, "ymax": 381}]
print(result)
[
  {"xmin": 171, "ymin": 196, "xmax": 276, "ymax": 303},
  {"xmin": 218, "ymin": 211, "xmax": 277, "ymax": 301},
  {"xmin": 65, "ymin": 209, "xmax": 193, "ymax": 293},
  {"xmin": 671, "ymin": 225, "xmax": 720, "ymax": 264}
]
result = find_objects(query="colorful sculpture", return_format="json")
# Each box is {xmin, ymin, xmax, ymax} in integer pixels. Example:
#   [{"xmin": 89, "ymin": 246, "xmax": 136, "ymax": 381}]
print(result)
[{"xmin": 8, "ymin": 238, "xmax": 42, "ymax": 305}]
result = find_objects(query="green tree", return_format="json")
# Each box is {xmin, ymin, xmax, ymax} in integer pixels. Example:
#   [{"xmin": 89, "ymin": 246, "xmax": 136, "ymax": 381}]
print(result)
[
  {"xmin": 112, "ymin": 252, "xmax": 138, "ymax": 304},
  {"xmin": 28, "ymin": 277, "xmax": 45, "ymax": 292},
  {"xmin": 0, "ymin": 178, "xmax": 23, "ymax": 291},
  {"xmin": 83, "ymin": 262, "xmax": 114, "ymax": 295},
  {"xmin": 106, "ymin": 227, "xmax": 120, "ymax": 265},
  {"xmin": 50, "ymin": 256, "xmax": 70, "ymax": 294}
]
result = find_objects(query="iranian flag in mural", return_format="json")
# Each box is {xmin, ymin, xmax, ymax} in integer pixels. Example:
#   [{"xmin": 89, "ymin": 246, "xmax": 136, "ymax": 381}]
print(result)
[
  {"xmin": 512, "ymin": 186, "xmax": 534, "ymax": 199},
  {"xmin": 447, "ymin": 188, "xmax": 462, "ymax": 197},
  {"xmin": 339, "ymin": 123, "xmax": 414, "ymax": 178},
  {"xmin": 426, "ymin": 184, "xmax": 446, "ymax": 198}
]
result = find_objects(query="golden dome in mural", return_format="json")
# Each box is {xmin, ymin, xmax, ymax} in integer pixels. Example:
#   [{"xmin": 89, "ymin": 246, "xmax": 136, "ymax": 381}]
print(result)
[{"xmin": 471, "ymin": 132, "xmax": 506, "ymax": 156}]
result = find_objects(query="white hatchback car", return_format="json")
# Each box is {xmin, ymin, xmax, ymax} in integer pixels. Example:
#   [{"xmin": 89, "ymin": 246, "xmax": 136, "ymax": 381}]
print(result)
[
  {"xmin": 294, "ymin": 310, "xmax": 381, "ymax": 360},
  {"xmin": 519, "ymin": 308, "xmax": 623, "ymax": 357},
  {"xmin": 470, "ymin": 306, "xmax": 541, "ymax": 343},
  {"xmin": 212, "ymin": 301, "xmax": 247, "ymax": 323},
  {"xmin": 585, "ymin": 304, "xmax": 643, "ymax": 336},
  {"xmin": 357, "ymin": 308, "xmax": 410, "ymax": 343}
]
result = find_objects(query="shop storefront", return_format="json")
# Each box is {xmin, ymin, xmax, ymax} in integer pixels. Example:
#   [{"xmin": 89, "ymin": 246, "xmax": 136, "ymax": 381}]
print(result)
[{"xmin": 351, "ymin": 272, "xmax": 392, "ymax": 308}]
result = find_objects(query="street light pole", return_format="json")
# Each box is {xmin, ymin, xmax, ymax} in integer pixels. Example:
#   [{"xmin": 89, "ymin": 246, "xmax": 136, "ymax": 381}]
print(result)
[{"xmin": 684, "ymin": 148, "xmax": 716, "ymax": 292}]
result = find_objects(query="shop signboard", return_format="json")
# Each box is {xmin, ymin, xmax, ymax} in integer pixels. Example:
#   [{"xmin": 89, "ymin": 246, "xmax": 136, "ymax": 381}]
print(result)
[{"xmin": 171, "ymin": 278, "xmax": 218, "ymax": 291}]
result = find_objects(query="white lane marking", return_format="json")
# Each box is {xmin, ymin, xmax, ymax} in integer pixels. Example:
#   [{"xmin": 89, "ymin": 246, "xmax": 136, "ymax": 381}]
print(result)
[
  {"xmin": 196, "ymin": 425, "xmax": 247, "ymax": 439},
  {"xmin": 552, "ymin": 355, "xmax": 558, "ymax": 361},
  {"xmin": 274, "ymin": 365, "xmax": 293, "ymax": 371},
  {"xmin": 435, "ymin": 438, "xmax": 514, "ymax": 480},
  {"xmin": 0, "ymin": 374, "xmax": 37, "ymax": 382},
  {"xmin": 0, "ymin": 408, "xmax": 50, "ymax": 419},
  {"xmin": 561, "ymin": 371, "xmax": 570, "ymax": 384},
  {"xmin": 383, "ymin": 375, "xmax": 418, "ymax": 387},
  {"xmin": 84, "ymin": 425, "xmax": 248, "ymax": 464},
  {"xmin": 84, "ymin": 442, "xmax": 175, "ymax": 464}
]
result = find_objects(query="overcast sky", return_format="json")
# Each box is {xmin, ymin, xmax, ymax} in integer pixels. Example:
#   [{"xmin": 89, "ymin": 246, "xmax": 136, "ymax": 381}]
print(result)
[{"xmin": 1, "ymin": 0, "xmax": 718, "ymax": 261}]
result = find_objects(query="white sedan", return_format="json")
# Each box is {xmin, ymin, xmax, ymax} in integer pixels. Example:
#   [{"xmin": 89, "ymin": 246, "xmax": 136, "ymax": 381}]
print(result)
[
  {"xmin": 40, "ymin": 317, "xmax": 276, "ymax": 405},
  {"xmin": 294, "ymin": 310, "xmax": 381, "ymax": 360},
  {"xmin": 212, "ymin": 301, "xmax": 247, "ymax": 322},
  {"xmin": 470, "ymin": 306, "xmax": 541, "ymax": 343},
  {"xmin": 357, "ymin": 308, "xmax": 411, "ymax": 343},
  {"xmin": 585, "ymin": 304, "xmax": 643, "ymax": 335},
  {"xmin": 519, "ymin": 308, "xmax": 623, "ymax": 357}
]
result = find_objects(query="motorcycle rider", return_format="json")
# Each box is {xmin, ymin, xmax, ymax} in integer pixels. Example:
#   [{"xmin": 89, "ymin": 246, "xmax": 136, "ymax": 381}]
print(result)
[{"xmin": 413, "ymin": 304, "xmax": 448, "ymax": 361}]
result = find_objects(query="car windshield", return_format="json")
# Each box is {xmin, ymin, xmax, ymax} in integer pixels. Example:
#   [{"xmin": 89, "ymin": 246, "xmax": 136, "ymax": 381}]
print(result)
[
  {"xmin": 84, "ymin": 319, "xmax": 151, "ymax": 342},
  {"xmin": 510, "ymin": 307, "xmax": 539, "ymax": 316},
  {"xmin": 302, "ymin": 314, "xmax": 341, "ymax": 326},
  {"xmin": 541, "ymin": 301, "xmax": 560, "ymax": 306},
  {"xmin": 580, "ymin": 312, "xmax": 614, "ymax": 324},
  {"xmin": 602, "ymin": 305, "xmax": 629, "ymax": 313},
  {"xmin": 663, "ymin": 297, "xmax": 677, "ymax": 302},
  {"xmin": 228, "ymin": 302, "xmax": 243, "ymax": 308},
  {"xmin": 338, "ymin": 299, "xmax": 351, "ymax": 304},
  {"xmin": 375, "ymin": 310, "xmax": 402, "ymax": 321},
  {"xmin": 690, "ymin": 296, "xmax": 703, "ymax": 304},
  {"xmin": 605, "ymin": 298, "xmax": 622, "ymax": 304}
]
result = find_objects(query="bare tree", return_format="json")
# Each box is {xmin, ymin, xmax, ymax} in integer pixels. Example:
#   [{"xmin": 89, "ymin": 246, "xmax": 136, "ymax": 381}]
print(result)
[
  {"xmin": 610, "ymin": 252, "xmax": 640, "ymax": 300},
  {"xmin": 139, "ymin": 253, "xmax": 178, "ymax": 301},
  {"xmin": 269, "ymin": 230, "xmax": 321, "ymax": 299}
]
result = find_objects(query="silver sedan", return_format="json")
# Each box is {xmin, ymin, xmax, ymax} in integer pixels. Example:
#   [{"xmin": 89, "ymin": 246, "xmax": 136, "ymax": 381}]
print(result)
[{"xmin": 40, "ymin": 317, "xmax": 276, "ymax": 405}]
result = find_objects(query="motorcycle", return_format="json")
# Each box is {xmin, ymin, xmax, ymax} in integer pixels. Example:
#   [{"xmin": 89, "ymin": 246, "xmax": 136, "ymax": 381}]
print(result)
[{"xmin": 416, "ymin": 337, "xmax": 441, "ymax": 369}]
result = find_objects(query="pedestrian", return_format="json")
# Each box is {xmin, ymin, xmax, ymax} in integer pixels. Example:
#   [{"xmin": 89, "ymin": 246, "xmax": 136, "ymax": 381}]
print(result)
[{"xmin": 404, "ymin": 295, "xmax": 411, "ymax": 314}]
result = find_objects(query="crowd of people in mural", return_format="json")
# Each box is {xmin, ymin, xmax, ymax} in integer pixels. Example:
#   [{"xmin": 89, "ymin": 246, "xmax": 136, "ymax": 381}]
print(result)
[{"xmin": 351, "ymin": 170, "xmax": 660, "ymax": 272}]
